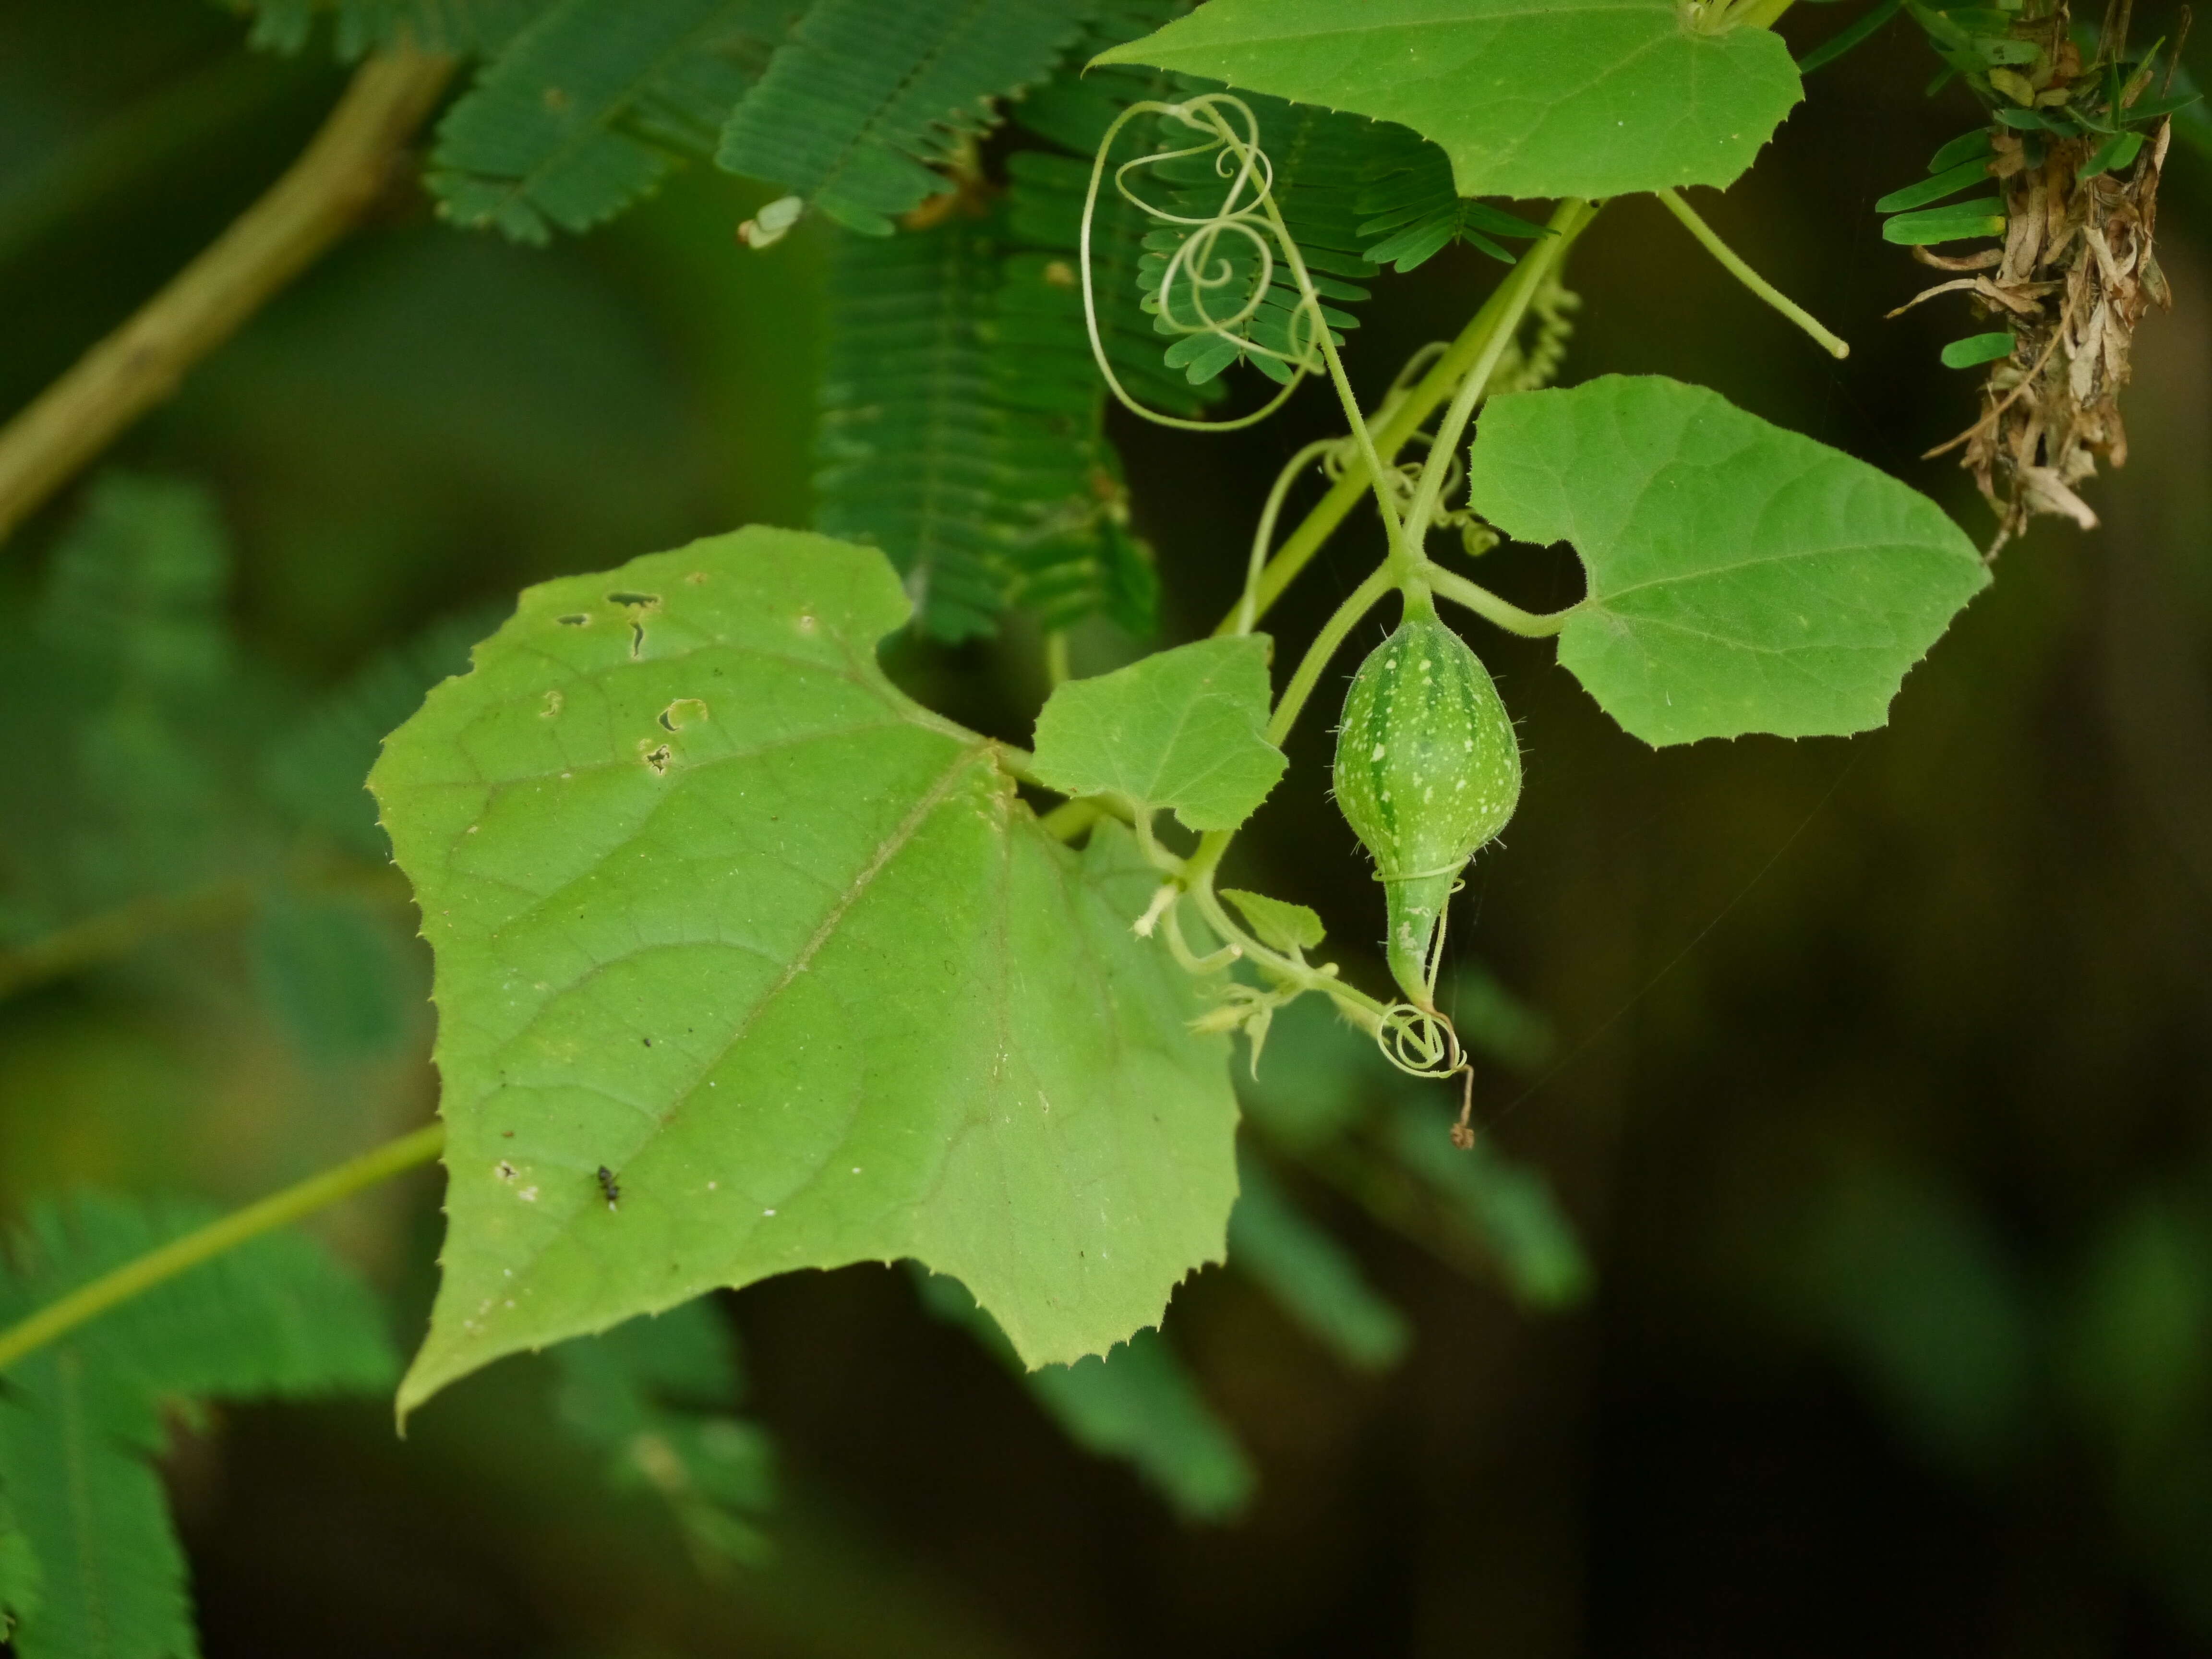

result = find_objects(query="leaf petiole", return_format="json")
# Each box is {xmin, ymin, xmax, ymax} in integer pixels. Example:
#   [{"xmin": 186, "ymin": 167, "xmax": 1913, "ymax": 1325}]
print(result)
[
  {"xmin": 1264, "ymin": 563, "xmax": 1401, "ymax": 749},
  {"xmin": 1426, "ymin": 566, "xmax": 1577, "ymax": 637},
  {"xmin": 1656, "ymin": 188, "xmax": 1851, "ymax": 359},
  {"xmin": 1215, "ymin": 198, "xmax": 1605, "ymax": 639}
]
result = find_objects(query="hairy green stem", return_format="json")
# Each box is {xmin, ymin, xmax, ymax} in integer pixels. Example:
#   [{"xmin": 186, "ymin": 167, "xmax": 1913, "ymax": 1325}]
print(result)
[
  {"xmin": 1179, "ymin": 564, "xmax": 1397, "ymax": 921},
  {"xmin": 1400, "ymin": 198, "xmax": 1596, "ymax": 547},
  {"xmin": 1264, "ymin": 563, "xmax": 1400, "ymax": 749},
  {"xmin": 1038, "ymin": 797, "xmax": 1106, "ymax": 841},
  {"xmin": 1213, "ymin": 199, "xmax": 1605, "ymax": 637},
  {"xmin": 1426, "ymin": 567, "xmax": 1577, "ymax": 637},
  {"xmin": 1211, "ymin": 103, "xmax": 1411, "ymax": 566},
  {"xmin": 0, "ymin": 1123, "xmax": 445, "ymax": 1374},
  {"xmin": 1238, "ymin": 438, "xmax": 1339, "ymax": 635},
  {"xmin": 1656, "ymin": 189, "xmax": 1850, "ymax": 359}
]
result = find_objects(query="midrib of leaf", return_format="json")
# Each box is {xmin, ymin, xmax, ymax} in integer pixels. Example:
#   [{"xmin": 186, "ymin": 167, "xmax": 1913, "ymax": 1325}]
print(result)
[
  {"xmin": 1595, "ymin": 539, "xmax": 1943, "ymax": 606},
  {"xmin": 52, "ymin": 1353, "xmax": 114, "ymax": 1659},
  {"xmin": 474, "ymin": 9, "xmax": 744, "ymax": 227},
  {"xmin": 480, "ymin": 736, "xmax": 1004, "ymax": 1279}
]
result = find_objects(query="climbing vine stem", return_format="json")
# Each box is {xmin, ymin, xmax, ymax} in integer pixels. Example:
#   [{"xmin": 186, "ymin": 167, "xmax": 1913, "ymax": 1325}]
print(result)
[
  {"xmin": 0, "ymin": 1123, "xmax": 445, "ymax": 1374},
  {"xmin": 1400, "ymin": 197, "xmax": 1596, "ymax": 549},
  {"xmin": 1211, "ymin": 196, "xmax": 1605, "ymax": 636}
]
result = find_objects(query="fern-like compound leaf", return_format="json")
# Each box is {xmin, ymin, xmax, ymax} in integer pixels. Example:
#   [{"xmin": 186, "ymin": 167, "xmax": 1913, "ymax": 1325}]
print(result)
[
  {"xmin": 1227, "ymin": 1152, "xmax": 1409, "ymax": 1371},
  {"xmin": 431, "ymin": 0, "xmax": 794, "ymax": 243},
  {"xmin": 917, "ymin": 1272, "xmax": 1253, "ymax": 1522},
  {"xmin": 814, "ymin": 216, "xmax": 1010, "ymax": 641},
  {"xmin": 1354, "ymin": 120, "xmax": 1548, "ymax": 273},
  {"xmin": 1004, "ymin": 1, "xmax": 1219, "ymax": 423},
  {"xmin": 0, "ymin": 1363, "xmax": 192, "ymax": 1659},
  {"xmin": 816, "ymin": 204, "xmax": 1167, "ymax": 642},
  {"xmin": 259, "ymin": 607, "xmax": 496, "ymax": 861},
  {"xmin": 7, "ymin": 475, "xmax": 244, "ymax": 936},
  {"xmin": 549, "ymin": 1302, "xmax": 776, "ymax": 1565},
  {"xmin": 1128, "ymin": 91, "xmax": 1381, "ymax": 386},
  {"xmin": 716, "ymin": 0, "xmax": 1088, "ymax": 235},
  {"xmin": 241, "ymin": 0, "xmax": 553, "ymax": 58},
  {"xmin": 0, "ymin": 1195, "xmax": 397, "ymax": 1659}
]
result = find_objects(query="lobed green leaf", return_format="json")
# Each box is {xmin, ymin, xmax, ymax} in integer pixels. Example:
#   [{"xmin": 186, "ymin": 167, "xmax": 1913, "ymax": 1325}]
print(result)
[
  {"xmin": 1030, "ymin": 636, "xmax": 1286, "ymax": 831},
  {"xmin": 1466, "ymin": 375, "xmax": 1989, "ymax": 745},
  {"xmin": 372, "ymin": 528, "xmax": 1240, "ymax": 1413},
  {"xmin": 1091, "ymin": 0, "xmax": 1805, "ymax": 201}
]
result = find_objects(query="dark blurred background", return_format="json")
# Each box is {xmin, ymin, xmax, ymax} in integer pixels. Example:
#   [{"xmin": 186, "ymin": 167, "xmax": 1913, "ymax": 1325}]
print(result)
[{"xmin": 2, "ymin": 2, "xmax": 2210, "ymax": 1655}]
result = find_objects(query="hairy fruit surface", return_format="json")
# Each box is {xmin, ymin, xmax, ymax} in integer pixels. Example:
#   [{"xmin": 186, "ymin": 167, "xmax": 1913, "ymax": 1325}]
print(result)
[{"xmin": 1333, "ymin": 603, "xmax": 1521, "ymax": 1005}]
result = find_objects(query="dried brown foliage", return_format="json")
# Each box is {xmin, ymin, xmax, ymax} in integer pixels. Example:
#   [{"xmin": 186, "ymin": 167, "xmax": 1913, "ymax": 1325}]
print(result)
[{"xmin": 1899, "ymin": 67, "xmax": 2175, "ymax": 551}]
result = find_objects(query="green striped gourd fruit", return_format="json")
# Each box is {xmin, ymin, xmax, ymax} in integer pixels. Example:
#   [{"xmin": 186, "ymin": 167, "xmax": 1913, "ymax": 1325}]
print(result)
[{"xmin": 1333, "ymin": 601, "xmax": 1521, "ymax": 1007}]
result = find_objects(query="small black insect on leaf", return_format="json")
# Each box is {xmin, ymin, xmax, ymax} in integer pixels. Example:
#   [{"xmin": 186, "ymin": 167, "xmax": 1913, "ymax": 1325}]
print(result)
[{"xmin": 596, "ymin": 1166, "xmax": 620, "ymax": 1211}]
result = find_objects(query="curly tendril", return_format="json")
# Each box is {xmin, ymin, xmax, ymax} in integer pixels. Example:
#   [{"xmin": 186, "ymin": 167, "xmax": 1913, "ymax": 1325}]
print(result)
[
  {"xmin": 1078, "ymin": 94, "xmax": 1325, "ymax": 434},
  {"xmin": 1376, "ymin": 1003, "xmax": 1464, "ymax": 1080}
]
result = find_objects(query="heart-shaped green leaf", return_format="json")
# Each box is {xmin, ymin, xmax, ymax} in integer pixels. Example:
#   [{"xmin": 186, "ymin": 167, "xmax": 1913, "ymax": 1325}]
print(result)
[
  {"xmin": 1465, "ymin": 375, "xmax": 1989, "ymax": 745},
  {"xmin": 1030, "ymin": 635, "xmax": 1285, "ymax": 831},
  {"xmin": 1091, "ymin": 0, "xmax": 1803, "ymax": 201},
  {"xmin": 373, "ymin": 527, "xmax": 1239, "ymax": 1415}
]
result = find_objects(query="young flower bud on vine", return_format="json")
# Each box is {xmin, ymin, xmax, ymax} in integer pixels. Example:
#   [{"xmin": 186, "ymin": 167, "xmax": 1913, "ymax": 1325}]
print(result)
[{"xmin": 1333, "ymin": 596, "xmax": 1521, "ymax": 1008}]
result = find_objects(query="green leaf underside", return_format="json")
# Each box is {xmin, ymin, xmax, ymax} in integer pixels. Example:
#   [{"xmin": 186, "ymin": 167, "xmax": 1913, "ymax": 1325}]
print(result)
[
  {"xmin": 1466, "ymin": 375, "xmax": 1989, "ymax": 745},
  {"xmin": 430, "ymin": 0, "xmax": 788, "ymax": 243},
  {"xmin": 372, "ymin": 528, "xmax": 1239, "ymax": 1413},
  {"xmin": 1030, "ymin": 636, "xmax": 1285, "ymax": 831},
  {"xmin": 716, "ymin": 0, "xmax": 1086, "ymax": 235},
  {"xmin": 1218, "ymin": 888, "xmax": 1323, "ymax": 953},
  {"xmin": 1091, "ymin": 0, "xmax": 1804, "ymax": 201}
]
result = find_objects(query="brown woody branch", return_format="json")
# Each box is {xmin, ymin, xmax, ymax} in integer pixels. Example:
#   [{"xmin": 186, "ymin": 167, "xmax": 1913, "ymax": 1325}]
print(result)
[{"xmin": 0, "ymin": 45, "xmax": 455, "ymax": 546}]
